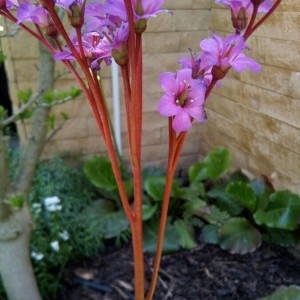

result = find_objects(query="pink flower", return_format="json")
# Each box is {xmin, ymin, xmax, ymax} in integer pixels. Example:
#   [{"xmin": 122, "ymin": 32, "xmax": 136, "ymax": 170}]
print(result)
[
  {"xmin": 158, "ymin": 69, "xmax": 206, "ymax": 132},
  {"xmin": 200, "ymin": 33, "xmax": 260, "ymax": 76},
  {"xmin": 178, "ymin": 49, "xmax": 213, "ymax": 86},
  {"xmin": 103, "ymin": 0, "xmax": 168, "ymax": 22},
  {"xmin": 215, "ymin": 0, "xmax": 273, "ymax": 17}
]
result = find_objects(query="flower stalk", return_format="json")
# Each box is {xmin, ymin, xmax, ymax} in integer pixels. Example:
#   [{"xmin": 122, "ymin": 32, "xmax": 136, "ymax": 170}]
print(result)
[{"xmin": 0, "ymin": 0, "xmax": 282, "ymax": 299}]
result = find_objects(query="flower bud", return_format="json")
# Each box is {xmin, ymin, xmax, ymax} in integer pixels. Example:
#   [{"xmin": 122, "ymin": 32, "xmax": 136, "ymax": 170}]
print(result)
[
  {"xmin": 67, "ymin": 3, "xmax": 85, "ymax": 28},
  {"xmin": 211, "ymin": 65, "xmax": 230, "ymax": 81},
  {"xmin": 43, "ymin": 23, "xmax": 58, "ymax": 38},
  {"xmin": 112, "ymin": 44, "xmax": 128, "ymax": 66},
  {"xmin": 231, "ymin": 7, "xmax": 248, "ymax": 32}
]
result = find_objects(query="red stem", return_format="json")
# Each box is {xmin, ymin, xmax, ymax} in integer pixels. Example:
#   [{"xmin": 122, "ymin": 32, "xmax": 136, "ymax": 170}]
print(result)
[
  {"xmin": 146, "ymin": 120, "xmax": 188, "ymax": 300},
  {"xmin": 244, "ymin": 0, "xmax": 282, "ymax": 41}
]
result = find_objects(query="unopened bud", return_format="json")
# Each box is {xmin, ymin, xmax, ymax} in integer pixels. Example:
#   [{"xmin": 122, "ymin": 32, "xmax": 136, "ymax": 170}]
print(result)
[
  {"xmin": 211, "ymin": 65, "xmax": 230, "ymax": 81},
  {"xmin": 67, "ymin": 2, "xmax": 85, "ymax": 28},
  {"xmin": 135, "ymin": 19, "xmax": 147, "ymax": 34},
  {"xmin": 43, "ymin": 23, "xmax": 58, "ymax": 38},
  {"xmin": 112, "ymin": 45, "xmax": 128, "ymax": 66},
  {"xmin": 231, "ymin": 7, "xmax": 248, "ymax": 32}
]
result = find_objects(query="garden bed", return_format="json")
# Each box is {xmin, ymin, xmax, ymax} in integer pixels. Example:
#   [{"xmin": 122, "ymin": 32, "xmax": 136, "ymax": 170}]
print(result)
[{"xmin": 59, "ymin": 235, "xmax": 300, "ymax": 300}]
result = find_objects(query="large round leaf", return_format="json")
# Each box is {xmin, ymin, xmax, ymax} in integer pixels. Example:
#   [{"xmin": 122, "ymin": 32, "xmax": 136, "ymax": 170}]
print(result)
[
  {"xmin": 254, "ymin": 190, "xmax": 300, "ymax": 230},
  {"xmin": 218, "ymin": 217, "xmax": 262, "ymax": 254}
]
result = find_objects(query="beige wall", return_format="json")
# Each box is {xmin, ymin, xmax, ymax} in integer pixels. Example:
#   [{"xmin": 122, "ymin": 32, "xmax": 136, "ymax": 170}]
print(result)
[
  {"xmin": 1, "ymin": 0, "xmax": 300, "ymax": 192},
  {"xmin": 201, "ymin": 1, "xmax": 300, "ymax": 193}
]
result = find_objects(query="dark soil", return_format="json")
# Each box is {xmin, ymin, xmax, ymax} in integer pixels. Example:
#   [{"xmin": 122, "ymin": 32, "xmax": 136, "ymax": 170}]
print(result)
[{"xmin": 59, "ymin": 236, "xmax": 300, "ymax": 300}]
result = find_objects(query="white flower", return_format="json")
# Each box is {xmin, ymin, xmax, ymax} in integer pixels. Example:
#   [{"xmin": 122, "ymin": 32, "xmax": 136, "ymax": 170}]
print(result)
[
  {"xmin": 58, "ymin": 230, "xmax": 69, "ymax": 241},
  {"xmin": 31, "ymin": 251, "xmax": 44, "ymax": 261},
  {"xmin": 50, "ymin": 240, "xmax": 60, "ymax": 252},
  {"xmin": 44, "ymin": 196, "xmax": 62, "ymax": 212}
]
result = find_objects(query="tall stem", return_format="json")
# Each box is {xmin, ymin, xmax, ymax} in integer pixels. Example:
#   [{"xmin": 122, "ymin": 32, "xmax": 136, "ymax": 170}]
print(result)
[{"xmin": 146, "ymin": 120, "xmax": 187, "ymax": 300}]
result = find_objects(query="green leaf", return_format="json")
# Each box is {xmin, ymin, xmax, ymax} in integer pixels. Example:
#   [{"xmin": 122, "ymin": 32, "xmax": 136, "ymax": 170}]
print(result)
[
  {"xmin": 143, "ymin": 219, "xmax": 180, "ymax": 254},
  {"xmin": 174, "ymin": 219, "xmax": 197, "ymax": 249},
  {"xmin": 84, "ymin": 156, "xmax": 117, "ymax": 191},
  {"xmin": 254, "ymin": 190, "xmax": 300, "ymax": 230},
  {"xmin": 180, "ymin": 182, "xmax": 205, "ymax": 202},
  {"xmin": 262, "ymin": 228, "xmax": 300, "ymax": 247},
  {"xmin": 188, "ymin": 161, "xmax": 207, "ymax": 183},
  {"xmin": 207, "ymin": 184, "xmax": 244, "ymax": 216},
  {"xmin": 17, "ymin": 88, "xmax": 32, "ymax": 103},
  {"xmin": 47, "ymin": 114, "xmax": 56, "ymax": 130},
  {"xmin": 78, "ymin": 199, "xmax": 129, "ymax": 239},
  {"xmin": 144, "ymin": 176, "xmax": 165, "ymax": 201},
  {"xmin": 199, "ymin": 205, "xmax": 231, "ymax": 225},
  {"xmin": 201, "ymin": 224, "xmax": 220, "ymax": 244},
  {"xmin": 226, "ymin": 181, "xmax": 257, "ymax": 213},
  {"xmin": 183, "ymin": 198, "xmax": 207, "ymax": 215},
  {"xmin": 203, "ymin": 147, "xmax": 231, "ymax": 180},
  {"xmin": 259, "ymin": 285, "xmax": 300, "ymax": 300},
  {"xmin": 142, "ymin": 203, "xmax": 158, "ymax": 221},
  {"xmin": 60, "ymin": 111, "xmax": 69, "ymax": 120},
  {"xmin": 9, "ymin": 194, "xmax": 25, "ymax": 208},
  {"xmin": 218, "ymin": 217, "xmax": 262, "ymax": 254},
  {"xmin": 250, "ymin": 176, "xmax": 274, "ymax": 211}
]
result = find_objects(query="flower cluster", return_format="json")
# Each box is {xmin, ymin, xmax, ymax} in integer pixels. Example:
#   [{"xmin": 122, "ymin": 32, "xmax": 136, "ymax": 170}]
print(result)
[
  {"xmin": 1, "ymin": 0, "xmax": 167, "ymax": 70},
  {"xmin": 157, "ymin": 0, "xmax": 273, "ymax": 132}
]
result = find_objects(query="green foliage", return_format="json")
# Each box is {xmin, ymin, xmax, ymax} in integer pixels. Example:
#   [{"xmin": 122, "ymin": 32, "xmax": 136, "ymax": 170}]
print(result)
[
  {"xmin": 77, "ymin": 147, "xmax": 300, "ymax": 257},
  {"xmin": 26, "ymin": 155, "xmax": 100, "ymax": 299},
  {"xmin": 259, "ymin": 285, "xmax": 300, "ymax": 300}
]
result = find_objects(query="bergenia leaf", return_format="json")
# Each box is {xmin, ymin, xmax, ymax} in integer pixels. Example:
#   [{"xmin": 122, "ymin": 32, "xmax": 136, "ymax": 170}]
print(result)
[
  {"xmin": 83, "ymin": 156, "xmax": 117, "ymax": 191},
  {"xmin": 254, "ymin": 190, "xmax": 300, "ymax": 230},
  {"xmin": 174, "ymin": 219, "xmax": 197, "ymax": 249},
  {"xmin": 226, "ymin": 181, "xmax": 257, "ymax": 213},
  {"xmin": 218, "ymin": 217, "xmax": 262, "ymax": 254},
  {"xmin": 144, "ymin": 176, "xmax": 166, "ymax": 202},
  {"xmin": 203, "ymin": 147, "xmax": 231, "ymax": 180},
  {"xmin": 259, "ymin": 285, "xmax": 300, "ymax": 300},
  {"xmin": 201, "ymin": 224, "xmax": 220, "ymax": 244}
]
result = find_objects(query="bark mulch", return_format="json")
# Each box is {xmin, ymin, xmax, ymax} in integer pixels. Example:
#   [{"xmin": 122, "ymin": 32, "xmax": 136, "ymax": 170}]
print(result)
[{"xmin": 59, "ymin": 234, "xmax": 300, "ymax": 300}]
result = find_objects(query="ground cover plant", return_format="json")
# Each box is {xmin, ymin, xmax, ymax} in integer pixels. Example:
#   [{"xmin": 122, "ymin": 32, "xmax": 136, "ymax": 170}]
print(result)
[{"xmin": 0, "ymin": 0, "xmax": 291, "ymax": 299}]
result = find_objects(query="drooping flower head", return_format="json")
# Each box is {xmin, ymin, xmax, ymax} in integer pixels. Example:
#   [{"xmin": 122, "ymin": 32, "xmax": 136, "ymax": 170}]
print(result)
[
  {"xmin": 103, "ymin": 0, "xmax": 168, "ymax": 32},
  {"xmin": 215, "ymin": 0, "xmax": 273, "ymax": 31},
  {"xmin": 17, "ymin": 3, "xmax": 58, "ymax": 36},
  {"xmin": 200, "ymin": 33, "xmax": 260, "ymax": 80},
  {"xmin": 158, "ymin": 69, "xmax": 206, "ymax": 132},
  {"xmin": 56, "ymin": 0, "xmax": 86, "ymax": 28}
]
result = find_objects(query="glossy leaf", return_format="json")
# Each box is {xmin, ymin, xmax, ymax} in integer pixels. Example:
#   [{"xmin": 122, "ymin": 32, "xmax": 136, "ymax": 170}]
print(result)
[
  {"xmin": 201, "ymin": 224, "xmax": 220, "ymax": 244},
  {"xmin": 84, "ymin": 156, "xmax": 117, "ymax": 191},
  {"xmin": 226, "ymin": 181, "xmax": 257, "ymax": 213},
  {"xmin": 142, "ymin": 203, "xmax": 158, "ymax": 221},
  {"xmin": 203, "ymin": 147, "xmax": 231, "ymax": 180},
  {"xmin": 78, "ymin": 199, "xmax": 129, "ymax": 239},
  {"xmin": 254, "ymin": 191, "xmax": 300, "ymax": 230},
  {"xmin": 218, "ymin": 217, "xmax": 262, "ymax": 254},
  {"xmin": 207, "ymin": 184, "xmax": 243, "ymax": 216},
  {"xmin": 259, "ymin": 285, "xmax": 300, "ymax": 300},
  {"xmin": 188, "ymin": 161, "xmax": 207, "ymax": 183},
  {"xmin": 144, "ymin": 176, "xmax": 165, "ymax": 201},
  {"xmin": 143, "ymin": 219, "xmax": 180, "ymax": 253},
  {"xmin": 174, "ymin": 219, "xmax": 197, "ymax": 249},
  {"xmin": 262, "ymin": 228, "xmax": 300, "ymax": 247}
]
